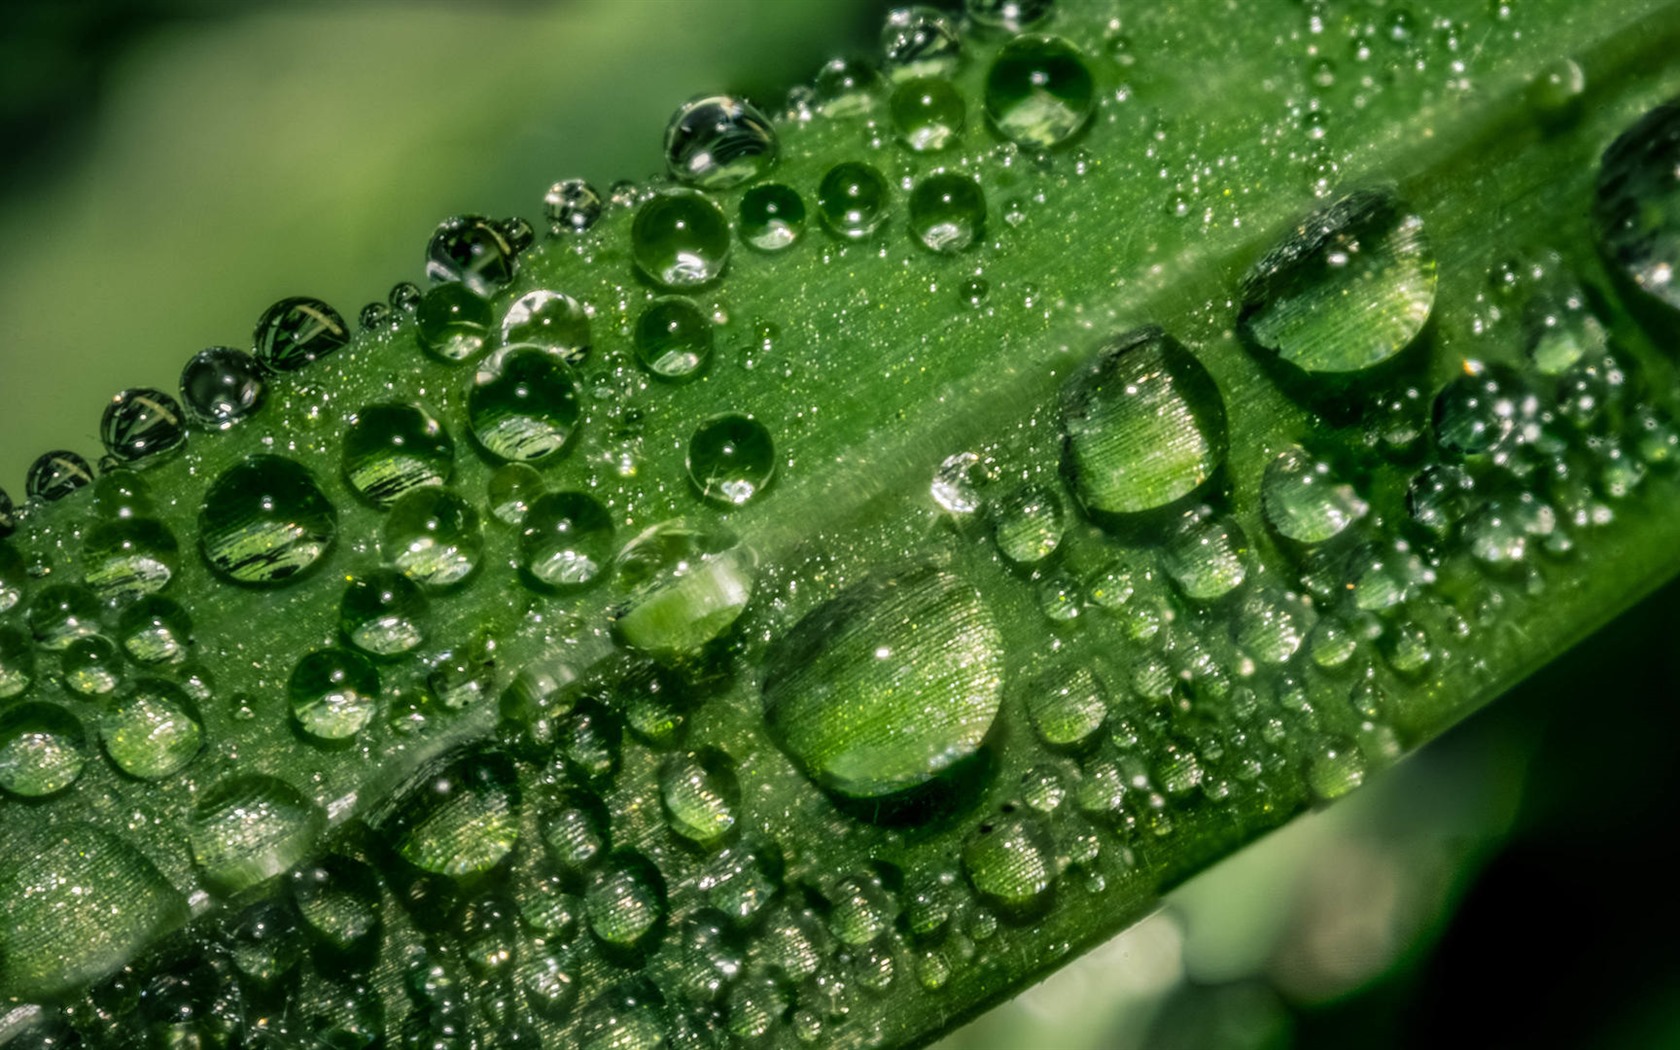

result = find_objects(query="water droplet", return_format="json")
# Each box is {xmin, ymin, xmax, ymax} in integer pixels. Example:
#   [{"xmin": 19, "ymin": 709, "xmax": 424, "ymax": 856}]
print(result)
[
  {"xmin": 82, "ymin": 517, "xmax": 179, "ymax": 599},
  {"xmin": 908, "ymin": 171, "xmax": 987, "ymax": 253},
  {"xmin": 1239, "ymin": 190, "xmax": 1435, "ymax": 375},
  {"xmin": 665, "ymin": 95, "xmax": 778, "ymax": 189},
  {"xmin": 342, "ymin": 402, "xmax": 455, "ymax": 508},
  {"xmin": 501, "ymin": 290, "xmax": 592, "ymax": 364},
  {"xmin": 984, "ymin": 35, "xmax": 1094, "ymax": 149},
  {"xmin": 253, "ymin": 296, "xmax": 349, "ymax": 372},
  {"xmin": 0, "ymin": 702, "xmax": 88, "ymax": 797},
  {"xmin": 1432, "ymin": 360, "xmax": 1541, "ymax": 462},
  {"xmin": 359, "ymin": 300, "xmax": 394, "ymax": 332},
  {"xmin": 966, "ymin": 0, "xmax": 1053, "ymax": 32},
  {"xmin": 1261, "ymin": 446, "xmax": 1368, "ymax": 544},
  {"xmin": 101, "ymin": 677, "xmax": 204, "ymax": 780},
  {"xmin": 0, "ymin": 624, "xmax": 36, "ymax": 698},
  {"xmin": 816, "ymin": 161, "xmax": 892, "ymax": 242},
  {"xmin": 884, "ymin": 7, "xmax": 964, "ymax": 80},
  {"xmin": 426, "ymin": 215, "xmax": 523, "ymax": 297},
  {"xmin": 763, "ymin": 563, "xmax": 1003, "ymax": 801},
  {"xmin": 511, "ymin": 490, "xmax": 612, "ymax": 591},
  {"xmin": 290, "ymin": 647, "xmax": 381, "ymax": 741},
  {"xmin": 1162, "ymin": 508, "xmax": 1249, "ymax": 600},
  {"xmin": 417, "ymin": 283, "xmax": 492, "ymax": 363},
  {"xmin": 963, "ymin": 810, "xmax": 1055, "ymax": 916},
  {"xmin": 384, "ymin": 487, "xmax": 484, "ymax": 589},
  {"xmin": 660, "ymin": 749, "xmax": 740, "ymax": 849},
  {"xmin": 990, "ymin": 483, "xmax": 1064, "ymax": 564},
  {"xmin": 225, "ymin": 901, "xmax": 304, "ymax": 987},
  {"xmin": 118, "ymin": 595, "xmax": 192, "ymax": 665},
  {"xmin": 191, "ymin": 774, "xmax": 325, "ymax": 893},
  {"xmin": 100, "ymin": 387, "xmax": 186, "ymax": 466},
  {"xmin": 1405, "ymin": 463, "xmax": 1475, "ymax": 537},
  {"xmin": 199, "ymin": 456, "xmax": 337, "ymax": 586},
  {"xmin": 521, "ymin": 946, "xmax": 579, "ymax": 1020},
  {"xmin": 1025, "ymin": 665, "xmax": 1107, "ymax": 750},
  {"xmin": 62, "ymin": 634, "xmax": 124, "ymax": 696},
  {"xmin": 635, "ymin": 297, "xmax": 714, "ymax": 380},
  {"xmin": 891, "ymin": 78, "xmax": 966, "ymax": 155},
  {"xmin": 381, "ymin": 749, "xmax": 521, "ymax": 878},
  {"xmin": 487, "ymin": 463, "xmax": 545, "ymax": 526},
  {"xmin": 1234, "ymin": 587, "xmax": 1316, "ymax": 665},
  {"xmin": 468, "ymin": 346, "xmax": 583, "ymax": 462},
  {"xmin": 813, "ymin": 56, "xmax": 886, "ymax": 117},
  {"xmin": 26, "ymin": 449, "xmax": 94, "ymax": 502},
  {"xmin": 1526, "ymin": 282, "xmax": 1608, "ymax": 376},
  {"xmin": 1060, "ymin": 325, "xmax": 1228, "ymax": 515},
  {"xmin": 545, "ymin": 178, "xmax": 604, "ymax": 235},
  {"xmin": 291, "ymin": 854, "xmax": 383, "ymax": 957},
  {"xmin": 687, "ymin": 413, "xmax": 776, "ymax": 506},
  {"xmin": 180, "ymin": 346, "xmax": 266, "ymax": 430},
  {"xmin": 611, "ymin": 519, "xmax": 758, "ymax": 661},
  {"xmin": 0, "ymin": 487, "xmax": 13, "ymax": 537},
  {"xmin": 631, "ymin": 190, "xmax": 732, "ymax": 290},
  {"xmin": 540, "ymin": 786, "xmax": 611, "ymax": 879},
  {"xmin": 340, "ymin": 569, "xmax": 428, "ymax": 657},
  {"xmin": 0, "ymin": 824, "xmax": 187, "ymax": 998},
  {"xmin": 586, "ymin": 851, "xmax": 669, "ymax": 953},
  {"xmin": 1305, "ymin": 738, "xmax": 1366, "ymax": 801},
  {"xmin": 26, "ymin": 582, "xmax": 101, "ymax": 650},
  {"xmin": 1594, "ymin": 98, "xmax": 1680, "ymax": 308},
  {"xmin": 739, "ymin": 182, "xmax": 807, "ymax": 252},
  {"xmin": 579, "ymin": 979, "xmax": 670, "ymax": 1050}
]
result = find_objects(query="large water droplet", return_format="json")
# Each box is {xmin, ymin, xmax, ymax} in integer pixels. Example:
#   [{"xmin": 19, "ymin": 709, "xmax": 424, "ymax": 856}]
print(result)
[
  {"xmin": 380, "ymin": 749, "xmax": 521, "ymax": 879},
  {"xmin": 1060, "ymin": 326, "xmax": 1228, "ymax": 515},
  {"xmin": 635, "ymin": 297, "xmax": 714, "ymax": 381},
  {"xmin": 687, "ymin": 413, "xmax": 776, "ymax": 506},
  {"xmin": 812, "ymin": 56, "xmax": 886, "ymax": 117},
  {"xmin": 632, "ymin": 190, "xmax": 732, "ymax": 289},
  {"xmin": 739, "ymin": 183, "xmax": 807, "ymax": 252},
  {"xmin": 83, "ymin": 517, "xmax": 179, "ymax": 599},
  {"xmin": 501, "ymin": 290, "xmax": 592, "ymax": 364},
  {"xmin": 1261, "ymin": 446, "xmax": 1368, "ymax": 545},
  {"xmin": 763, "ymin": 563, "xmax": 1003, "ymax": 802},
  {"xmin": 100, "ymin": 387, "xmax": 186, "ymax": 466},
  {"xmin": 384, "ymin": 487, "xmax": 484, "ymax": 589},
  {"xmin": 101, "ymin": 677, "xmax": 204, "ymax": 780},
  {"xmin": 0, "ymin": 702, "xmax": 88, "ymax": 797},
  {"xmin": 426, "ymin": 215, "xmax": 524, "ymax": 297},
  {"xmin": 1594, "ymin": 98, "xmax": 1680, "ymax": 309},
  {"xmin": 520, "ymin": 490, "xmax": 615, "ymax": 590},
  {"xmin": 467, "ymin": 346, "xmax": 583, "ymax": 462},
  {"xmin": 883, "ymin": 6, "xmax": 964, "ymax": 79},
  {"xmin": 1238, "ymin": 190, "xmax": 1435, "ymax": 375},
  {"xmin": 817, "ymin": 161, "xmax": 892, "ymax": 240},
  {"xmin": 26, "ymin": 582, "xmax": 102, "ymax": 650},
  {"xmin": 199, "ymin": 456, "xmax": 337, "ymax": 586},
  {"xmin": 118, "ymin": 595, "xmax": 192, "ymax": 665},
  {"xmin": 253, "ymin": 296, "xmax": 349, "ymax": 373},
  {"xmin": 190, "ymin": 775, "xmax": 325, "ymax": 893},
  {"xmin": 611, "ymin": 519, "xmax": 757, "ymax": 661},
  {"xmin": 180, "ymin": 346, "xmax": 266, "ymax": 430},
  {"xmin": 26, "ymin": 449, "xmax": 94, "ymax": 502},
  {"xmin": 966, "ymin": 0, "xmax": 1053, "ymax": 32},
  {"xmin": 290, "ymin": 647, "xmax": 381, "ymax": 741},
  {"xmin": 892, "ymin": 77, "xmax": 966, "ymax": 152},
  {"xmin": 984, "ymin": 35, "xmax": 1094, "ymax": 149},
  {"xmin": 342, "ymin": 402, "xmax": 455, "ymax": 508},
  {"xmin": 1024, "ymin": 665, "xmax": 1107, "ymax": 750},
  {"xmin": 1162, "ymin": 508, "xmax": 1249, "ymax": 600},
  {"xmin": 417, "ymin": 283, "xmax": 492, "ymax": 363},
  {"xmin": 291, "ymin": 854, "xmax": 383, "ymax": 957},
  {"xmin": 665, "ymin": 95, "xmax": 778, "ymax": 190},
  {"xmin": 908, "ymin": 172, "xmax": 987, "ymax": 253},
  {"xmin": 62, "ymin": 634, "xmax": 125, "ymax": 696}
]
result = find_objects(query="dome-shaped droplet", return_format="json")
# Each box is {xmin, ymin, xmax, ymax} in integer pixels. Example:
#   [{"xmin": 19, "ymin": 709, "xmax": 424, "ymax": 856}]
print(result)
[
  {"xmin": 1432, "ymin": 360, "xmax": 1541, "ymax": 462},
  {"xmin": 0, "ymin": 487, "xmax": 13, "ymax": 537},
  {"xmin": 199, "ymin": 456, "xmax": 337, "ymax": 586},
  {"xmin": 61, "ymin": 634, "xmax": 125, "ymax": 696},
  {"xmin": 467, "ymin": 346, "xmax": 583, "ymax": 462},
  {"xmin": 83, "ymin": 517, "xmax": 179, "ymax": 599},
  {"xmin": 190, "ymin": 774, "xmax": 325, "ymax": 893},
  {"xmin": 883, "ymin": 6, "xmax": 964, "ymax": 79},
  {"xmin": 1162, "ymin": 508, "xmax": 1249, "ymax": 601},
  {"xmin": 26, "ymin": 582, "xmax": 101, "ymax": 650},
  {"xmin": 966, "ymin": 0, "xmax": 1053, "ymax": 32},
  {"xmin": 1593, "ymin": 98, "xmax": 1680, "ymax": 309},
  {"xmin": 545, "ymin": 178, "xmax": 603, "ymax": 235},
  {"xmin": 1305, "ymin": 738, "xmax": 1366, "ymax": 801},
  {"xmin": 762, "ymin": 564, "xmax": 1003, "ymax": 801},
  {"xmin": 659, "ymin": 749, "xmax": 740, "ymax": 849},
  {"xmin": 90, "ymin": 468, "xmax": 153, "ymax": 519},
  {"xmin": 908, "ymin": 171, "xmax": 987, "ymax": 253},
  {"xmin": 817, "ymin": 161, "xmax": 891, "ymax": 240},
  {"xmin": 1060, "ymin": 326, "xmax": 1228, "ymax": 515},
  {"xmin": 115, "ymin": 595, "xmax": 190, "ymax": 666},
  {"xmin": 665, "ymin": 95, "xmax": 778, "ymax": 190},
  {"xmin": 342, "ymin": 402, "xmax": 455, "ymax": 508},
  {"xmin": 291, "ymin": 854, "xmax": 383, "ymax": 957},
  {"xmin": 990, "ymin": 483, "xmax": 1063, "ymax": 564},
  {"xmin": 100, "ymin": 387, "xmax": 186, "ymax": 466},
  {"xmin": 631, "ymin": 190, "xmax": 732, "ymax": 290},
  {"xmin": 379, "ymin": 749, "xmax": 521, "ymax": 878},
  {"xmin": 1025, "ymin": 665, "xmax": 1106, "ymax": 750},
  {"xmin": 1238, "ymin": 190, "xmax": 1436, "ymax": 375},
  {"xmin": 586, "ymin": 851, "xmax": 669, "ymax": 953},
  {"xmin": 812, "ymin": 56, "xmax": 887, "ymax": 117},
  {"xmin": 359, "ymin": 300, "xmax": 394, "ymax": 332},
  {"xmin": 290, "ymin": 647, "xmax": 381, "ymax": 741},
  {"xmin": 426, "ymin": 215, "xmax": 523, "ymax": 297},
  {"xmin": 180, "ymin": 346, "xmax": 266, "ymax": 430},
  {"xmin": 963, "ymin": 810, "xmax": 1055, "ymax": 916},
  {"xmin": 253, "ymin": 296, "xmax": 349, "ymax": 372},
  {"xmin": 487, "ymin": 462, "xmax": 545, "ymax": 526},
  {"xmin": 0, "ymin": 702, "xmax": 88, "ymax": 797},
  {"xmin": 984, "ymin": 35, "xmax": 1094, "ymax": 149},
  {"xmin": 892, "ymin": 77, "xmax": 966, "ymax": 152},
  {"xmin": 520, "ymin": 490, "xmax": 615, "ymax": 590},
  {"xmin": 501, "ymin": 290, "xmax": 591, "ymax": 364},
  {"xmin": 739, "ymin": 183, "xmax": 807, "ymax": 252},
  {"xmin": 540, "ymin": 787, "xmax": 612, "ymax": 877},
  {"xmin": 383, "ymin": 487, "xmax": 484, "ymax": 589},
  {"xmin": 611, "ymin": 520, "xmax": 758, "ymax": 661},
  {"xmin": 1405, "ymin": 463, "xmax": 1475, "ymax": 538},
  {"xmin": 102, "ymin": 677, "xmax": 204, "ymax": 780},
  {"xmin": 635, "ymin": 297, "xmax": 714, "ymax": 381},
  {"xmin": 1261, "ymin": 446, "xmax": 1368, "ymax": 545},
  {"xmin": 1233, "ymin": 587, "xmax": 1316, "ymax": 665},
  {"xmin": 340, "ymin": 569, "xmax": 428, "ymax": 657},
  {"xmin": 417, "ymin": 283, "xmax": 492, "ymax": 363},
  {"xmin": 0, "ymin": 624, "xmax": 36, "ymax": 699},
  {"xmin": 687, "ymin": 413, "xmax": 775, "ymax": 507},
  {"xmin": 26, "ymin": 449, "xmax": 94, "ymax": 502}
]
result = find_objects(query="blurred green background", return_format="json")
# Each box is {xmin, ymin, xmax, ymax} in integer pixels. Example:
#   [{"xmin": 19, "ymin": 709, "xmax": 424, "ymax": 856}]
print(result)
[{"xmin": 2, "ymin": 2, "xmax": 1677, "ymax": 1047}]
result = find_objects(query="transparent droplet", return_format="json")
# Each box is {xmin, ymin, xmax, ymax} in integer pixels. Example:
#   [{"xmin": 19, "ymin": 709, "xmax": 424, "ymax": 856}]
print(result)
[
  {"xmin": 0, "ymin": 624, "xmax": 35, "ymax": 698},
  {"xmin": 359, "ymin": 300, "xmax": 395, "ymax": 332},
  {"xmin": 660, "ymin": 749, "xmax": 741, "ymax": 849},
  {"xmin": 417, "ymin": 283, "xmax": 492, "ymax": 363},
  {"xmin": 118, "ymin": 595, "xmax": 192, "ymax": 665},
  {"xmin": 1594, "ymin": 98, "xmax": 1680, "ymax": 309},
  {"xmin": 0, "ymin": 702, "xmax": 88, "ymax": 797},
  {"xmin": 966, "ymin": 0, "xmax": 1053, "ymax": 32},
  {"xmin": 341, "ymin": 402, "xmax": 454, "ymax": 508},
  {"xmin": 468, "ymin": 346, "xmax": 584, "ymax": 462},
  {"xmin": 1261, "ymin": 445, "xmax": 1368, "ymax": 545},
  {"xmin": 102, "ymin": 677, "xmax": 204, "ymax": 780},
  {"xmin": 290, "ymin": 647, "xmax": 381, "ymax": 741},
  {"xmin": 817, "ymin": 161, "xmax": 892, "ymax": 240},
  {"xmin": 190, "ymin": 774, "xmax": 325, "ymax": 893},
  {"xmin": 26, "ymin": 449, "xmax": 94, "ymax": 502},
  {"xmin": 688, "ymin": 413, "xmax": 776, "ymax": 506},
  {"xmin": 199, "ymin": 456, "xmax": 337, "ymax": 586},
  {"xmin": 501, "ymin": 290, "xmax": 592, "ymax": 364},
  {"xmin": 1305, "ymin": 738, "xmax": 1366, "ymax": 801},
  {"xmin": 100, "ymin": 387, "xmax": 186, "ymax": 466},
  {"xmin": 963, "ymin": 810, "xmax": 1056, "ymax": 916},
  {"xmin": 384, "ymin": 487, "xmax": 484, "ymax": 589},
  {"xmin": 180, "ymin": 346, "xmax": 266, "ymax": 430},
  {"xmin": 891, "ymin": 77, "xmax": 966, "ymax": 152},
  {"xmin": 984, "ymin": 35, "xmax": 1094, "ymax": 149},
  {"xmin": 665, "ymin": 95, "xmax": 778, "ymax": 190},
  {"xmin": 0, "ymin": 487, "xmax": 13, "ymax": 537},
  {"xmin": 635, "ymin": 297, "xmax": 714, "ymax": 380},
  {"xmin": 253, "ymin": 296, "xmax": 349, "ymax": 373},
  {"xmin": 1525, "ymin": 279, "xmax": 1608, "ymax": 375},
  {"xmin": 1162, "ymin": 508, "xmax": 1249, "ymax": 601},
  {"xmin": 381, "ymin": 749, "xmax": 521, "ymax": 879},
  {"xmin": 1060, "ymin": 325, "xmax": 1228, "ymax": 514},
  {"xmin": 225, "ymin": 900, "xmax": 304, "ymax": 987},
  {"xmin": 883, "ymin": 7, "xmax": 964, "ymax": 79},
  {"xmin": 291, "ymin": 854, "xmax": 383, "ymax": 956},
  {"xmin": 1025, "ymin": 665, "xmax": 1107, "ymax": 750},
  {"xmin": 542, "ymin": 787, "xmax": 612, "ymax": 876},
  {"xmin": 61, "ymin": 634, "xmax": 124, "ymax": 696},
  {"xmin": 611, "ymin": 519, "xmax": 758, "ymax": 662},
  {"xmin": 520, "ymin": 490, "xmax": 615, "ymax": 589},
  {"xmin": 1432, "ymin": 360, "xmax": 1542, "ymax": 462},
  {"xmin": 1238, "ymin": 190, "xmax": 1435, "ymax": 375},
  {"xmin": 763, "ymin": 563, "xmax": 1003, "ymax": 801},
  {"xmin": 426, "ymin": 215, "xmax": 523, "ymax": 298},
  {"xmin": 586, "ymin": 851, "xmax": 669, "ymax": 952},
  {"xmin": 908, "ymin": 171, "xmax": 987, "ymax": 253},
  {"xmin": 484, "ymin": 464, "xmax": 544, "ymax": 528},
  {"xmin": 521, "ymin": 947, "xmax": 579, "ymax": 1020},
  {"xmin": 632, "ymin": 190, "xmax": 732, "ymax": 289},
  {"xmin": 1233, "ymin": 587, "xmax": 1316, "ymax": 665},
  {"xmin": 990, "ymin": 483, "xmax": 1064, "ymax": 564},
  {"xmin": 812, "ymin": 56, "xmax": 886, "ymax": 117},
  {"xmin": 1406, "ymin": 463, "xmax": 1476, "ymax": 537},
  {"xmin": 739, "ymin": 183, "xmax": 807, "ymax": 252},
  {"xmin": 544, "ymin": 179, "xmax": 604, "ymax": 235},
  {"xmin": 82, "ymin": 517, "xmax": 179, "ymax": 599},
  {"xmin": 340, "ymin": 569, "xmax": 428, "ymax": 657},
  {"xmin": 930, "ymin": 450, "xmax": 994, "ymax": 513},
  {"xmin": 26, "ymin": 582, "xmax": 101, "ymax": 650}
]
